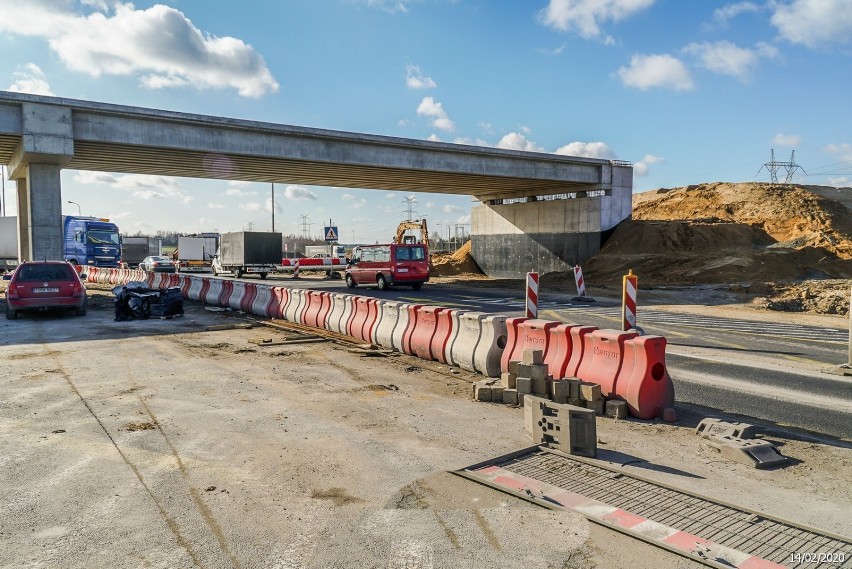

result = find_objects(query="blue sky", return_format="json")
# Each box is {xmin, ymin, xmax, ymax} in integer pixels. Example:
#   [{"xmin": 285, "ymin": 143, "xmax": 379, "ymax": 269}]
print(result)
[{"xmin": 1, "ymin": 0, "xmax": 851, "ymax": 241}]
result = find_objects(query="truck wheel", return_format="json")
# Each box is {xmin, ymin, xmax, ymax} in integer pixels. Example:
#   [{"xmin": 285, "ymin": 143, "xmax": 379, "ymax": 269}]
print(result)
[
  {"xmin": 411, "ymin": 283, "xmax": 422, "ymax": 291},
  {"xmin": 377, "ymin": 274, "xmax": 388, "ymax": 291},
  {"xmin": 259, "ymin": 273, "xmax": 268, "ymax": 280},
  {"xmin": 236, "ymin": 269, "xmax": 244, "ymax": 278},
  {"xmin": 345, "ymin": 274, "xmax": 357, "ymax": 288}
]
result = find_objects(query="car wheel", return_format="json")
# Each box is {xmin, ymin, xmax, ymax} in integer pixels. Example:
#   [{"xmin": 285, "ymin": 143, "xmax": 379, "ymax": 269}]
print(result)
[
  {"xmin": 5, "ymin": 303, "xmax": 17, "ymax": 320},
  {"xmin": 259, "ymin": 273, "xmax": 268, "ymax": 280},
  {"xmin": 411, "ymin": 282, "xmax": 422, "ymax": 291},
  {"xmin": 377, "ymin": 274, "xmax": 388, "ymax": 291},
  {"xmin": 236, "ymin": 269, "xmax": 244, "ymax": 278},
  {"xmin": 76, "ymin": 298, "xmax": 87, "ymax": 317},
  {"xmin": 345, "ymin": 274, "xmax": 357, "ymax": 288}
]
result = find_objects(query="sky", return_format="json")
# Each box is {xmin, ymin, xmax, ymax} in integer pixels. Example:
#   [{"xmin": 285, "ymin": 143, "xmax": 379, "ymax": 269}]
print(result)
[{"xmin": 0, "ymin": 0, "xmax": 851, "ymax": 242}]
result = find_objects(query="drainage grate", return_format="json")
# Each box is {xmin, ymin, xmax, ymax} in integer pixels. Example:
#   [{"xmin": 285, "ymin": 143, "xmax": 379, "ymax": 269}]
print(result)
[{"xmin": 457, "ymin": 446, "xmax": 852, "ymax": 569}]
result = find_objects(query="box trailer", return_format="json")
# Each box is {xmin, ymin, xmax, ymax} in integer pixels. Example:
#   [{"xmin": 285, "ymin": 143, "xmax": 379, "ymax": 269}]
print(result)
[
  {"xmin": 212, "ymin": 231, "xmax": 281, "ymax": 279},
  {"xmin": 121, "ymin": 236, "xmax": 162, "ymax": 268}
]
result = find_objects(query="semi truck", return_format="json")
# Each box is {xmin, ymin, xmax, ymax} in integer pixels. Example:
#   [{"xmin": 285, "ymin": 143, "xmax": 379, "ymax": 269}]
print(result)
[
  {"xmin": 121, "ymin": 236, "xmax": 162, "ymax": 268},
  {"xmin": 0, "ymin": 215, "xmax": 122, "ymax": 269},
  {"xmin": 212, "ymin": 231, "xmax": 281, "ymax": 279},
  {"xmin": 175, "ymin": 234, "xmax": 218, "ymax": 273}
]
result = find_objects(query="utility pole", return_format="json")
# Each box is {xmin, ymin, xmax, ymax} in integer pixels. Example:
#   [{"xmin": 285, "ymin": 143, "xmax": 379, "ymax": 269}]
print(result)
[
  {"xmin": 271, "ymin": 183, "xmax": 275, "ymax": 232},
  {"xmin": 298, "ymin": 214, "xmax": 313, "ymax": 240},
  {"xmin": 1, "ymin": 165, "xmax": 5, "ymax": 217}
]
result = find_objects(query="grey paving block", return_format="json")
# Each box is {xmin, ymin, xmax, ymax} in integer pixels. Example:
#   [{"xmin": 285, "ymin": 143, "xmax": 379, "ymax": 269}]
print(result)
[
  {"xmin": 524, "ymin": 395, "xmax": 597, "ymax": 458},
  {"xmin": 579, "ymin": 382, "xmax": 601, "ymax": 402},
  {"xmin": 516, "ymin": 376, "xmax": 532, "ymax": 395},
  {"xmin": 708, "ymin": 437, "xmax": 788, "ymax": 469},
  {"xmin": 605, "ymin": 399, "xmax": 628, "ymax": 419},
  {"xmin": 473, "ymin": 381, "xmax": 492, "ymax": 402},
  {"xmin": 501, "ymin": 372, "xmax": 517, "ymax": 390},
  {"xmin": 695, "ymin": 418, "xmax": 756, "ymax": 440},
  {"xmin": 503, "ymin": 388, "xmax": 519, "ymax": 406},
  {"xmin": 522, "ymin": 348, "xmax": 544, "ymax": 365}
]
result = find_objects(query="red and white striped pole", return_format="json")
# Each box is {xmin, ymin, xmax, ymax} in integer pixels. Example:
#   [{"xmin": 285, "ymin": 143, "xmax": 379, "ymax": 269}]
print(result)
[
  {"xmin": 622, "ymin": 269, "xmax": 637, "ymax": 331},
  {"xmin": 293, "ymin": 259, "xmax": 300, "ymax": 279},
  {"xmin": 573, "ymin": 265, "xmax": 586, "ymax": 297},
  {"xmin": 525, "ymin": 271, "xmax": 539, "ymax": 318}
]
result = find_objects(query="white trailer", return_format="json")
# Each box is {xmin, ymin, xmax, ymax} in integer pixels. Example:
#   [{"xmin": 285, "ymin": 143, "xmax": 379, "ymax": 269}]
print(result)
[
  {"xmin": 0, "ymin": 217, "xmax": 17, "ymax": 270},
  {"xmin": 177, "ymin": 235, "xmax": 218, "ymax": 273}
]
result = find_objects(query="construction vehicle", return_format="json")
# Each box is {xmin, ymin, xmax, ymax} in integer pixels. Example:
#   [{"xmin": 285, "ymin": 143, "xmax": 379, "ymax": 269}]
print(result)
[{"xmin": 393, "ymin": 219, "xmax": 429, "ymax": 248}]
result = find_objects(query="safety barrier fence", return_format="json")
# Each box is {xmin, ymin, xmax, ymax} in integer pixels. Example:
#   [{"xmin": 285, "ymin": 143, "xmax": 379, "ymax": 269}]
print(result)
[{"xmin": 86, "ymin": 267, "xmax": 673, "ymax": 419}]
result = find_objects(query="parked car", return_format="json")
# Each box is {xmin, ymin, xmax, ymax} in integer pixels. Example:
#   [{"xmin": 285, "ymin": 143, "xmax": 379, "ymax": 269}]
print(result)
[
  {"xmin": 345, "ymin": 243, "xmax": 429, "ymax": 290},
  {"xmin": 140, "ymin": 256, "xmax": 176, "ymax": 273},
  {"xmin": 4, "ymin": 261, "xmax": 88, "ymax": 319}
]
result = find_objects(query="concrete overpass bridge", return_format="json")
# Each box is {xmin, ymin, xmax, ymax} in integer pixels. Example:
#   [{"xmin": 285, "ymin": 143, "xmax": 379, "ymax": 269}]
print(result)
[{"xmin": 0, "ymin": 91, "xmax": 632, "ymax": 277}]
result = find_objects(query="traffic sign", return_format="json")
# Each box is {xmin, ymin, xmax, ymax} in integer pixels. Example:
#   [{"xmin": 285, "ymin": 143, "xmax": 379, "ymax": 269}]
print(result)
[{"xmin": 324, "ymin": 226, "xmax": 338, "ymax": 242}]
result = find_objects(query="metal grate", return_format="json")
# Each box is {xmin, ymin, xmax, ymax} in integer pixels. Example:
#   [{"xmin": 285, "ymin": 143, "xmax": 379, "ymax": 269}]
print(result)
[{"xmin": 465, "ymin": 447, "xmax": 852, "ymax": 568}]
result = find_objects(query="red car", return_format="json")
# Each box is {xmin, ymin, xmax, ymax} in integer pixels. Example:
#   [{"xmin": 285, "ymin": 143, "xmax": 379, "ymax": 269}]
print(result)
[{"xmin": 4, "ymin": 261, "xmax": 88, "ymax": 320}]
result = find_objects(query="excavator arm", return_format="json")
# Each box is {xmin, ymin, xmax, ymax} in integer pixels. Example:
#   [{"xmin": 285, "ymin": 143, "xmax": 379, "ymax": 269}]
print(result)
[{"xmin": 393, "ymin": 219, "xmax": 429, "ymax": 249}]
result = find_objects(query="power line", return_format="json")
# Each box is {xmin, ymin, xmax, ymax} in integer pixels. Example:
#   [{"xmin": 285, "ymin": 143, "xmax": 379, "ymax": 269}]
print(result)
[{"xmin": 756, "ymin": 149, "xmax": 805, "ymax": 183}]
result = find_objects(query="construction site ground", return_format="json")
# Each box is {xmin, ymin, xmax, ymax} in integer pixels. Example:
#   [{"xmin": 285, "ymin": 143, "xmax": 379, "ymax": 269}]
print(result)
[{"xmin": 2, "ymin": 287, "xmax": 851, "ymax": 569}]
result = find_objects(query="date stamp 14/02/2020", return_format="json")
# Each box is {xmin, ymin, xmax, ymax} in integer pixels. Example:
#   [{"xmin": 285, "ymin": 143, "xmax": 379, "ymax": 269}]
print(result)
[{"xmin": 789, "ymin": 552, "xmax": 846, "ymax": 565}]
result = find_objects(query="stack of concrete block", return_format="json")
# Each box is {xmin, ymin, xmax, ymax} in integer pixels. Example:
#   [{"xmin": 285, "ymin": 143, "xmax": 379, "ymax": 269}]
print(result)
[{"xmin": 473, "ymin": 348, "xmax": 631, "ymax": 420}]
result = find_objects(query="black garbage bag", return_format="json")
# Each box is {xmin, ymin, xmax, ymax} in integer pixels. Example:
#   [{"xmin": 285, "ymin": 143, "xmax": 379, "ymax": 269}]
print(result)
[
  {"xmin": 149, "ymin": 287, "xmax": 184, "ymax": 318},
  {"xmin": 114, "ymin": 285, "xmax": 183, "ymax": 321}
]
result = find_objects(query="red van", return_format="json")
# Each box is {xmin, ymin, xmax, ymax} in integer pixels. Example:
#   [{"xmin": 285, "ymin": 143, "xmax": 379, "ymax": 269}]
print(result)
[{"xmin": 345, "ymin": 243, "xmax": 429, "ymax": 290}]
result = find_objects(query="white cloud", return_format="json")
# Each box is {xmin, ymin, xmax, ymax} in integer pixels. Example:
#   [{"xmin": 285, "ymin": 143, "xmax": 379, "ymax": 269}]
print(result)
[
  {"xmin": 773, "ymin": 133, "xmax": 802, "ymax": 147},
  {"xmin": 426, "ymin": 134, "xmax": 442, "ymax": 142},
  {"xmin": 456, "ymin": 214, "xmax": 471, "ymax": 224},
  {"xmin": 72, "ymin": 171, "xmax": 193, "ymax": 203},
  {"xmin": 827, "ymin": 176, "xmax": 852, "ymax": 188},
  {"xmin": 617, "ymin": 53, "xmax": 693, "ymax": 91},
  {"xmin": 554, "ymin": 141, "xmax": 617, "ymax": 159},
  {"xmin": 478, "ymin": 122, "xmax": 494, "ymax": 135},
  {"xmin": 283, "ymin": 185, "xmax": 317, "ymax": 201},
  {"xmin": 825, "ymin": 143, "xmax": 852, "ymax": 162},
  {"xmin": 224, "ymin": 187, "xmax": 258, "ymax": 197},
  {"xmin": 365, "ymin": 0, "xmax": 416, "ymax": 13},
  {"xmin": 398, "ymin": 118, "xmax": 413, "ymax": 127},
  {"xmin": 349, "ymin": 198, "xmax": 367, "ymax": 209},
  {"xmin": 713, "ymin": 2, "xmax": 761, "ymax": 26},
  {"xmin": 497, "ymin": 132, "xmax": 545, "ymax": 152},
  {"xmin": 0, "ymin": 0, "xmax": 279, "ymax": 98},
  {"xmin": 405, "ymin": 64, "xmax": 436, "ymax": 89},
  {"xmin": 443, "ymin": 204, "xmax": 463, "ymax": 213},
  {"xmin": 239, "ymin": 202, "xmax": 261, "ymax": 211},
  {"xmin": 771, "ymin": 0, "xmax": 852, "ymax": 48},
  {"xmin": 7, "ymin": 63, "xmax": 53, "ymax": 95},
  {"xmin": 207, "ymin": 203, "xmax": 225, "ymax": 209},
  {"xmin": 539, "ymin": 43, "xmax": 567, "ymax": 56},
  {"xmin": 265, "ymin": 197, "xmax": 283, "ymax": 214},
  {"xmin": 385, "ymin": 193, "xmax": 396, "ymax": 199},
  {"xmin": 683, "ymin": 41, "xmax": 774, "ymax": 82},
  {"xmin": 632, "ymin": 154, "xmax": 664, "ymax": 177},
  {"xmin": 538, "ymin": 0, "xmax": 655, "ymax": 39},
  {"xmin": 342, "ymin": 193, "xmax": 356, "ymax": 200},
  {"xmin": 452, "ymin": 137, "xmax": 492, "ymax": 147},
  {"xmin": 417, "ymin": 96, "xmax": 455, "ymax": 132}
]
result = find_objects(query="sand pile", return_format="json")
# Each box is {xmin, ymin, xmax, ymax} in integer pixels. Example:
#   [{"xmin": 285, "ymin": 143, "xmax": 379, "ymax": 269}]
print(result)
[
  {"xmin": 582, "ymin": 182, "xmax": 852, "ymax": 286},
  {"xmin": 430, "ymin": 240, "xmax": 485, "ymax": 277}
]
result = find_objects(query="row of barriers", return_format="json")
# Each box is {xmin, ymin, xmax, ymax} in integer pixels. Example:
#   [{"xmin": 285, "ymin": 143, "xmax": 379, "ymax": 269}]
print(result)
[{"xmin": 83, "ymin": 267, "xmax": 673, "ymax": 419}]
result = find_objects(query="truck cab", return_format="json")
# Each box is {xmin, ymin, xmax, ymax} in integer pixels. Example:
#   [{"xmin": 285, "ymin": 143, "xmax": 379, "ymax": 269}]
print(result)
[{"xmin": 63, "ymin": 216, "xmax": 122, "ymax": 268}]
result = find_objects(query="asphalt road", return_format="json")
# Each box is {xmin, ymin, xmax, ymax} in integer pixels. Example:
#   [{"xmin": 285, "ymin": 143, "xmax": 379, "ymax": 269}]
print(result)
[{"xmin": 222, "ymin": 272, "xmax": 852, "ymax": 440}]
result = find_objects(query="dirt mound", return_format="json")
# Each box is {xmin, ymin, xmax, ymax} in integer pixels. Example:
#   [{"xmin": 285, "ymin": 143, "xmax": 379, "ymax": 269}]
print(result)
[
  {"xmin": 430, "ymin": 241, "xmax": 485, "ymax": 277},
  {"xmin": 754, "ymin": 280, "xmax": 849, "ymax": 315},
  {"xmin": 581, "ymin": 183, "xmax": 852, "ymax": 288}
]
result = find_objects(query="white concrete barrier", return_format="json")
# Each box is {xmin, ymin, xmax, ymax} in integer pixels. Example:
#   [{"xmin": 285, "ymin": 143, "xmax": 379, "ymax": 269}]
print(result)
[
  {"xmin": 449, "ymin": 311, "xmax": 486, "ymax": 371},
  {"xmin": 227, "ymin": 281, "xmax": 247, "ymax": 311},
  {"xmin": 325, "ymin": 293, "xmax": 348, "ymax": 334},
  {"xmin": 186, "ymin": 276, "xmax": 205, "ymax": 301},
  {"xmin": 373, "ymin": 300, "xmax": 402, "ymax": 349},
  {"xmin": 284, "ymin": 288, "xmax": 304, "ymax": 323},
  {"xmin": 473, "ymin": 315, "xmax": 508, "ymax": 377},
  {"xmin": 205, "ymin": 278, "xmax": 224, "ymax": 305}
]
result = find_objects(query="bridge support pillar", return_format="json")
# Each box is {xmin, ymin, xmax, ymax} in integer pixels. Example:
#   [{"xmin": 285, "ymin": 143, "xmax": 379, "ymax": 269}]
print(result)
[
  {"xmin": 8, "ymin": 102, "xmax": 74, "ymax": 262},
  {"xmin": 471, "ymin": 164, "xmax": 633, "ymax": 278}
]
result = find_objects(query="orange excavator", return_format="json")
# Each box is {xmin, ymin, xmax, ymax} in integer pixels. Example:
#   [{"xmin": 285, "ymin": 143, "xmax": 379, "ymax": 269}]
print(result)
[{"xmin": 393, "ymin": 219, "xmax": 429, "ymax": 248}]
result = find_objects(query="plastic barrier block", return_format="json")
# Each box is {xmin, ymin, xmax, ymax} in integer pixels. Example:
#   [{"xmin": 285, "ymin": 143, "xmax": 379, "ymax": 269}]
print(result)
[
  {"xmin": 374, "ymin": 301, "xmax": 402, "ymax": 349},
  {"xmin": 325, "ymin": 293, "xmax": 348, "ymax": 334},
  {"xmin": 614, "ymin": 335, "xmax": 675, "ymax": 420},
  {"xmin": 544, "ymin": 324, "xmax": 580, "ymax": 379},
  {"xmin": 390, "ymin": 303, "xmax": 412, "ymax": 353},
  {"xmin": 362, "ymin": 298, "xmax": 380, "ymax": 343},
  {"xmin": 284, "ymin": 288, "xmax": 303, "ymax": 322},
  {"xmin": 348, "ymin": 296, "xmax": 373, "ymax": 342},
  {"xmin": 451, "ymin": 312, "xmax": 487, "ymax": 373},
  {"xmin": 227, "ymin": 281, "xmax": 247, "ymax": 311},
  {"xmin": 575, "ymin": 329, "xmax": 638, "ymax": 397},
  {"xmin": 431, "ymin": 308, "xmax": 460, "ymax": 364},
  {"xmin": 204, "ymin": 278, "xmax": 223, "ymax": 305},
  {"xmin": 198, "ymin": 278, "xmax": 211, "ymax": 305},
  {"xmin": 500, "ymin": 317, "xmax": 530, "ymax": 373},
  {"xmin": 408, "ymin": 306, "xmax": 446, "ymax": 360},
  {"xmin": 269, "ymin": 287, "xmax": 288, "ymax": 319},
  {"xmin": 563, "ymin": 326, "xmax": 598, "ymax": 378},
  {"xmin": 474, "ymin": 315, "xmax": 508, "ymax": 378},
  {"xmin": 442, "ymin": 309, "xmax": 465, "ymax": 366},
  {"xmin": 218, "ymin": 279, "xmax": 235, "ymax": 308},
  {"xmin": 180, "ymin": 275, "xmax": 193, "ymax": 297},
  {"xmin": 399, "ymin": 304, "xmax": 424, "ymax": 355},
  {"xmin": 301, "ymin": 290, "xmax": 322, "ymax": 328},
  {"xmin": 252, "ymin": 284, "xmax": 273, "ymax": 317},
  {"xmin": 316, "ymin": 292, "xmax": 333, "ymax": 330},
  {"xmin": 241, "ymin": 283, "xmax": 258, "ymax": 312},
  {"xmin": 370, "ymin": 300, "xmax": 386, "ymax": 345},
  {"xmin": 186, "ymin": 276, "xmax": 204, "ymax": 302}
]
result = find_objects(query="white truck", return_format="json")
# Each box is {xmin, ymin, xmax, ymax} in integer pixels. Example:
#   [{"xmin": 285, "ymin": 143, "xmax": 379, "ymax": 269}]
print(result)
[
  {"xmin": 176, "ymin": 235, "xmax": 218, "ymax": 273},
  {"xmin": 0, "ymin": 217, "xmax": 17, "ymax": 271}
]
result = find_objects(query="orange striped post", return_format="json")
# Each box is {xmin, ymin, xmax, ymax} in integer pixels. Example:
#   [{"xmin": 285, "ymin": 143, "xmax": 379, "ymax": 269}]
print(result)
[{"xmin": 622, "ymin": 269, "xmax": 638, "ymax": 331}]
